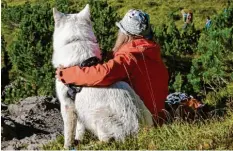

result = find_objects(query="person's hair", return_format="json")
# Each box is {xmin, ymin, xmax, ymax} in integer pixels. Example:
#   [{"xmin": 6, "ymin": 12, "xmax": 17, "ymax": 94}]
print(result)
[
  {"xmin": 207, "ymin": 16, "xmax": 210, "ymax": 20},
  {"xmin": 112, "ymin": 31, "xmax": 142, "ymax": 52}
]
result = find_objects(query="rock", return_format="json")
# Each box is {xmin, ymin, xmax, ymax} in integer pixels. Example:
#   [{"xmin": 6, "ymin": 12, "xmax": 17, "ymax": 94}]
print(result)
[
  {"xmin": 1, "ymin": 96, "xmax": 63, "ymax": 150},
  {"xmin": 1, "ymin": 103, "xmax": 8, "ymax": 110},
  {"xmin": 1, "ymin": 117, "xmax": 17, "ymax": 141},
  {"xmin": 8, "ymin": 104, "xmax": 20, "ymax": 115}
]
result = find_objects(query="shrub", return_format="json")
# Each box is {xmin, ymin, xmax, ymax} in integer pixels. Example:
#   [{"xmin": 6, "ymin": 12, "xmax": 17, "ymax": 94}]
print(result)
[
  {"xmin": 154, "ymin": 15, "xmax": 200, "ymax": 94},
  {"xmin": 188, "ymin": 3, "xmax": 233, "ymax": 104},
  {"xmin": 3, "ymin": 2, "xmax": 55, "ymax": 103}
]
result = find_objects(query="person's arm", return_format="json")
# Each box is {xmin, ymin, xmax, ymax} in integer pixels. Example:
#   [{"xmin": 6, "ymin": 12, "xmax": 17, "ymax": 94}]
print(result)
[{"xmin": 56, "ymin": 53, "xmax": 136, "ymax": 86}]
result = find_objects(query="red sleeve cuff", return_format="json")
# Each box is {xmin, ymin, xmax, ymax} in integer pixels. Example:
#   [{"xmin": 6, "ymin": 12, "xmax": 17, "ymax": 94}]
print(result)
[{"xmin": 59, "ymin": 66, "xmax": 80, "ymax": 84}]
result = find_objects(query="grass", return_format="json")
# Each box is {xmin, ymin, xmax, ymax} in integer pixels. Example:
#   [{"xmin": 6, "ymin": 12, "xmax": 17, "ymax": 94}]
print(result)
[
  {"xmin": 43, "ymin": 109, "xmax": 233, "ymax": 150},
  {"xmin": 108, "ymin": 0, "xmax": 229, "ymax": 30},
  {"xmin": 4, "ymin": 0, "xmax": 229, "ymax": 28},
  {"xmin": 4, "ymin": 0, "xmax": 37, "ymax": 6}
]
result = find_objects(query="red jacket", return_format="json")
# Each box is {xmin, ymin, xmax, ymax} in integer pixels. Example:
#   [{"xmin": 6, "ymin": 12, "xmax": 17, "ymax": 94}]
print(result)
[{"xmin": 58, "ymin": 38, "xmax": 169, "ymax": 119}]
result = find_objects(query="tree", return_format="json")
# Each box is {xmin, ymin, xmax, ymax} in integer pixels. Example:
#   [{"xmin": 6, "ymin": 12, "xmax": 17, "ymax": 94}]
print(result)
[
  {"xmin": 188, "ymin": 4, "xmax": 233, "ymax": 104},
  {"xmin": 4, "ymin": 1, "xmax": 55, "ymax": 103}
]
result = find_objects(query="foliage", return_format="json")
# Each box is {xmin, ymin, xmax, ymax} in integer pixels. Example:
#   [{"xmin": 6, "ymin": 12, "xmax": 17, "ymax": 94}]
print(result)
[
  {"xmin": 155, "ymin": 20, "xmax": 200, "ymax": 57},
  {"xmin": 172, "ymin": 72, "xmax": 183, "ymax": 92},
  {"xmin": 188, "ymin": 3, "xmax": 233, "ymax": 104},
  {"xmin": 1, "ymin": 3, "xmax": 25, "ymax": 28},
  {"xmin": 108, "ymin": 0, "xmax": 229, "ymax": 30},
  {"xmin": 153, "ymin": 16, "xmax": 200, "ymax": 94},
  {"xmin": 1, "ymin": 35, "xmax": 8, "ymax": 69},
  {"xmin": 3, "ymin": 1, "xmax": 55, "ymax": 103},
  {"xmin": 1, "ymin": 35, "xmax": 11, "ymax": 93}
]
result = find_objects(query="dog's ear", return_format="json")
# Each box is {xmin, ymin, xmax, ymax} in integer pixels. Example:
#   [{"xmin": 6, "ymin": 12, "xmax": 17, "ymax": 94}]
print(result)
[
  {"xmin": 78, "ymin": 4, "xmax": 90, "ymax": 20},
  {"xmin": 53, "ymin": 8, "xmax": 64, "ymax": 22}
]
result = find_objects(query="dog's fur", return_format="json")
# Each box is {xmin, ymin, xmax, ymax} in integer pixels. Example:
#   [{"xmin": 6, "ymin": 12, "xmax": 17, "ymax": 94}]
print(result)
[{"xmin": 52, "ymin": 5, "xmax": 153, "ymax": 149}]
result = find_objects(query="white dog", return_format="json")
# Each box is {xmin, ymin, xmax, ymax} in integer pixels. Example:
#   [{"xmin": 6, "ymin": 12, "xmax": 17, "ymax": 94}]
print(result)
[{"xmin": 52, "ymin": 4, "xmax": 153, "ymax": 149}]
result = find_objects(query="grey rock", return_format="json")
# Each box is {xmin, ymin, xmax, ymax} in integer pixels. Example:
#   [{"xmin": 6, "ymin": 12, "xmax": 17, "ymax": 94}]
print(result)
[
  {"xmin": 1, "ymin": 118, "xmax": 17, "ymax": 141},
  {"xmin": 8, "ymin": 104, "xmax": 20, "ymax": 116},
  {"xmin": 1, "ymin": 103, "xmax": 8, "ymax": 110},
  {"xmin": 1, "ymin": 96, "xmax": 63, "ymax": 150}
]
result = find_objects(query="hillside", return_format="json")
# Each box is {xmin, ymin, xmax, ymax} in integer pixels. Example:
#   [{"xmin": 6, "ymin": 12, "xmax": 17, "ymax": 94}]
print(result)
[
  {"xmin": 1, "ymin": 0, "xmax": 233, "ymax": 150},
  {"xmin": 2, "ymin": 0, "xmax": 229, "ymax": 47},
  {"xmin": 5, "ymin": 0, "xmax": 229, "ymax": 29},
  {"xmin": 108, "ymin": 0, "xmax": 229, "ymax": 29}
]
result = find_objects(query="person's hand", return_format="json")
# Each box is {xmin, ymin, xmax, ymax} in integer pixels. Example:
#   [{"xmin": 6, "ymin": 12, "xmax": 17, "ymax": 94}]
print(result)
[
  {"xmin": 55, "ymin": 65, "xmax": 80, "ymax": 84},
  {"xmin": 55, "ymin": 65, "xmax": 66, "ymax": 83}
]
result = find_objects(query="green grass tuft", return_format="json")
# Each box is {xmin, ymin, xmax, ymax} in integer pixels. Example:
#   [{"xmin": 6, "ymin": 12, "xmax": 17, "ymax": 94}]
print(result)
[{"xmin": 43, "ymin": 110, "xmax": 233, "ymax": 150}]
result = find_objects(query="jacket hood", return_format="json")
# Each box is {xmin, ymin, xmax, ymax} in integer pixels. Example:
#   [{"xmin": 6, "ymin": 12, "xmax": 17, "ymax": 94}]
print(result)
[{"xmin": 115, "ymin": 38, "xmax": 162, "ymax": 62}]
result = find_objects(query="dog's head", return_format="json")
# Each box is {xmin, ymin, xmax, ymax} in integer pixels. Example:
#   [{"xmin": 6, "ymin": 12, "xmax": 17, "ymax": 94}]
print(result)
[{"xmin": 52, "ymin": 4, "xmax": 98, "ymax": 50}]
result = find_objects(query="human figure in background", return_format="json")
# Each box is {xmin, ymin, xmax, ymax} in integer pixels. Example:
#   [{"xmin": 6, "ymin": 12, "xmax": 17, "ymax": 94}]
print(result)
[
  {"xmin": 181, "ymin": 8, "xmax": 188, "ymax": 23},
  {"xmin": 182, "ymin": 10, "xmax": 193, "ymax": 29},
  {"xmin": 205, "ymin": 16, "xmax": 211, "ymax": 29},
  {"xmin": 186, "ymin": 11, "xmax": 193, "ymax": 23}
]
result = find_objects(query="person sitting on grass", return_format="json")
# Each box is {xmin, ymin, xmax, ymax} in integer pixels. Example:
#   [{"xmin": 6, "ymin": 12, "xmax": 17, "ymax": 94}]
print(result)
[{"xmin": 56, "ymin": 9, "xmax": 169, "ymax": 124}]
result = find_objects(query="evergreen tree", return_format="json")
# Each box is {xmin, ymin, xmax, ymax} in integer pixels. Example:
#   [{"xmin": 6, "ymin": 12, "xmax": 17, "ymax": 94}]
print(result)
[
  {"xmin": 4, "ymin": 1, "xmax": 55, "ymax": 103},
  {"xmin": 188, "ymin": 4, "xmax": 233, "ymax": 104}
]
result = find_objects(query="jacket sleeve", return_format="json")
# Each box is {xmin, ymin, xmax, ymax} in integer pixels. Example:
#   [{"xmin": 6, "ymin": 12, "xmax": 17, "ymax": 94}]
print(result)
[{"xmin": 58, "ymin": 53, "xmax": 136, "ymax": 86}]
